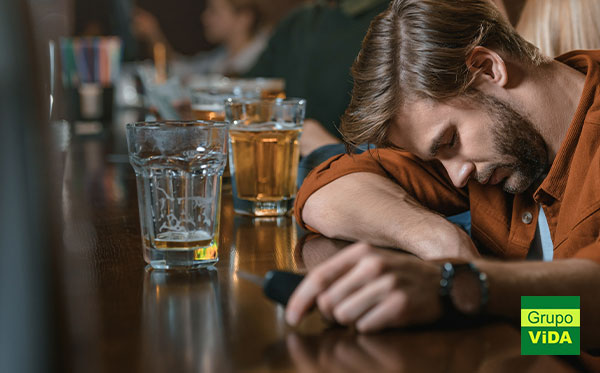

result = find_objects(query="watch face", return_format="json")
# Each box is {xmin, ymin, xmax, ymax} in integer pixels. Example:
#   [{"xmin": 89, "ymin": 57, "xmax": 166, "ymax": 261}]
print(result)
[{"xmin": 451, "ymin": 269, "xmax": 482, "ymax": 315}]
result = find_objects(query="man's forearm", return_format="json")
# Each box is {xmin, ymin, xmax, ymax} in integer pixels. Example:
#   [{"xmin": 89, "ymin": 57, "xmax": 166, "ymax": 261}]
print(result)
[
  {"xmin": 475, "ymin": 258, "xmax": 600, "ymax": 349},
  {"xmin": 302, "ymin": 172, "xmax": 478, "ymax": 259}
]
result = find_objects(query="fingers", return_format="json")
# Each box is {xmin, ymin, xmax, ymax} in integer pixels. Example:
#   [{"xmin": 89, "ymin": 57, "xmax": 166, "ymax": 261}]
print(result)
[
  {"xmin": 316, "ymin": 254, "xmax": 388, "ymax": 320},
  {"xmin": 285, "ymin": 242, "xmax": 373, "ymax": 325},
  {"xmin": 286, "ymin": 243, "xmax": 439, "ymax": 331},
  {"xmin": 326, "ymin": 272, "xmax": 396, "ymax": 326},
  {"xmin": 355, "ymin": 291, "xmax": 409, "ymax": 333}
]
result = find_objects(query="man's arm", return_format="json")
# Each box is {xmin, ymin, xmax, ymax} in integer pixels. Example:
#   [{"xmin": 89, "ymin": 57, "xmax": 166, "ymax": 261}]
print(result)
[
  {"xmin": 299, "ymin": 119, "xmax": 341, "ymax": 157},
  {"xmin": 303, "ymin": 172, "xmax": 478, "ymax": 259},
  {"xmin": 477, "ymin": 258, "xmax": 600, "ymax": 349},
  {"xmin": 285, "ymin": 243, "xmax": 600, "ymax": 350}
]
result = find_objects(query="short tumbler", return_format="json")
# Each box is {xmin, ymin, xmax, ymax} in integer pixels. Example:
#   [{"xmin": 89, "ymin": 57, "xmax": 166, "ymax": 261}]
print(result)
[
  {"xmin": 225, "ymin": 98, "xmax": 305, "ymax": 216},
  {"xmin": 127, "ymin": 121, "xmax": 228, "ymax": 269}
]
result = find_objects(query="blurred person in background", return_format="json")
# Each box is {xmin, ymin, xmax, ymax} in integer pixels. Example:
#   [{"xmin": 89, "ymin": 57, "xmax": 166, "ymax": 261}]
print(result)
[
  {"xmin": 133, "ymin": 0, "xmax": 305, "ymax": 77},
  {"xmin": 245, "ymin": 0, "xmax": 389, "ymax": 183},
  {"xmin": 516, "ymin": 0, "xmax": 600, "ymax": 57}
]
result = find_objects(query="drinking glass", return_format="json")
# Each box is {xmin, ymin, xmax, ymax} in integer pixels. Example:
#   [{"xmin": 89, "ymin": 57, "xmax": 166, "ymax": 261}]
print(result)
[
  {"xmin": 127, "ymin": 120, "xmax": 228, "ymax": 269},
  {"xmin": 225, "ymin": 98, "xmax": 305, "ymax": 216}
]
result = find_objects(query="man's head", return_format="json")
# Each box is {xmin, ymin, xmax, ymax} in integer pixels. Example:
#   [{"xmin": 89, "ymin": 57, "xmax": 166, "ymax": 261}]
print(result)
[{"xmin": 341, "ymin": 0, "xmax": 550, "ymax": 193}]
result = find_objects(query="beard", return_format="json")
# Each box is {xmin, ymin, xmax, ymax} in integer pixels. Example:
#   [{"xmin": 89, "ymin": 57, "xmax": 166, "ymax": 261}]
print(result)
[{"xmin": 472, "ymin": 93, "xmax": 548, "ymax": 194}]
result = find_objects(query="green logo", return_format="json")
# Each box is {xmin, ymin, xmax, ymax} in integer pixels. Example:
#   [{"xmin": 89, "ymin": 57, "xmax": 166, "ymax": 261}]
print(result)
[{"xmin": 521, "ymin": 296, "xmax": 580, "ymax": 355}]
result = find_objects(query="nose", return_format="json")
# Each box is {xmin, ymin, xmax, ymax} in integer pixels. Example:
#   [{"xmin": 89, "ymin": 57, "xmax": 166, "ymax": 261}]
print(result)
[{"xmin": 440, "ymin": 159, "xmax": 474, "ymax": 188}]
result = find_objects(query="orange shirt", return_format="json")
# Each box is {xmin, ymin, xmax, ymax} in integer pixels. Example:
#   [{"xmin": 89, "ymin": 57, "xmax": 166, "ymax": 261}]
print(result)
[{"xmin": 295, "ymin": 50, "xmax": 600, "ymax": 264}]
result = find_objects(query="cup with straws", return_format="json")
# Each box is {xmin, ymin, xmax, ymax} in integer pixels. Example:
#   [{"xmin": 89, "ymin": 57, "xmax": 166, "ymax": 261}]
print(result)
[{"xmin": 59, "ymin": 36, "xmax": 122, "ymax": 122}]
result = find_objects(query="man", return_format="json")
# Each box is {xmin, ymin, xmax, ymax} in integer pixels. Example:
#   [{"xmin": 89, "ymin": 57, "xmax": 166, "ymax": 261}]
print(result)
[{"xmin": 284, "ymin": 0, "xmax": 600, "ymax": 351}]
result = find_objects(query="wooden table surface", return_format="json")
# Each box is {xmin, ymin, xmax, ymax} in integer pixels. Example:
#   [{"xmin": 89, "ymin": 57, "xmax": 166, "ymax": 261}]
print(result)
[{"xmin": 56, "ymin": 114, "xmax": 596, "ymax": 372}]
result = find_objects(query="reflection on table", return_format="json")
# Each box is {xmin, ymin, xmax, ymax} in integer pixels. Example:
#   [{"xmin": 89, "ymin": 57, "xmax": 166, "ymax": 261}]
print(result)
[{"xmin": 142, "ymin": 268, "xmax": 227, "ymax": 372}]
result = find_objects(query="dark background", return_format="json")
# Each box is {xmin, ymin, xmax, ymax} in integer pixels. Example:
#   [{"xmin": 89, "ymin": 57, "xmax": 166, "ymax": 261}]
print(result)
[{"xmin": 74, "ymin": 0, "xmax": 213, "ymax": 60}]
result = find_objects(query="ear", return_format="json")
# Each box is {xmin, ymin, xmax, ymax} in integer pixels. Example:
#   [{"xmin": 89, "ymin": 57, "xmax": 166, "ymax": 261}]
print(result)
[{"xmin": 466, "ymin": 46, "xmax": 509, "ymax": 88}]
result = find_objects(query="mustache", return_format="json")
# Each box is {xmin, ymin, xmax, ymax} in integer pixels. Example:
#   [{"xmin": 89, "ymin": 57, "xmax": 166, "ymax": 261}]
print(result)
[{"xmin": 474, "ymin": 162, "xmax": 516, "ymax": 184}]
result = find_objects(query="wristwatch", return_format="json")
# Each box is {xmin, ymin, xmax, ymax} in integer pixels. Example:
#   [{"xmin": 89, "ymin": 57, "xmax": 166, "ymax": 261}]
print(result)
[{"xmin": 439, "ymin": 262, "xmax": 489, "ymax": 317}]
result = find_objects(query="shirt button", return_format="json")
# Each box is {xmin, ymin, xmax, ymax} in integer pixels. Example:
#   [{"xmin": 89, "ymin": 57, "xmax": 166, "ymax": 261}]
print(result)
[{"xmin": 522, "ymin": 211, "xmax": 533, "ymax": 224}]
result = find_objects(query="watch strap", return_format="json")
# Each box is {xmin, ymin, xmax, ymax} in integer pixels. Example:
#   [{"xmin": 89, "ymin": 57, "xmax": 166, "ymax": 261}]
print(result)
[{"xmin": 439, "ymin": 262, "xmax": 489, "ymax": 321}]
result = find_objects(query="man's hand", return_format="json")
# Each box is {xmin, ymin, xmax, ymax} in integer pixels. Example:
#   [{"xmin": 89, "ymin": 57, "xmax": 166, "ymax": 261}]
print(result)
[
  {"xmin": 299, "ymin": 119, "xmax": 341, "ymax": 157},
  {"xmin": 286, "ymin": 242, "xmax": 443, "ymax": 332}
]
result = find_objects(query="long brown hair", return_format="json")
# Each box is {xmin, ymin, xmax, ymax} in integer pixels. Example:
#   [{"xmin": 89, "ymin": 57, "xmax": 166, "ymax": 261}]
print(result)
[{"xmin": 341, "ymin": 0, "xmax": 546, "ymax": 151}]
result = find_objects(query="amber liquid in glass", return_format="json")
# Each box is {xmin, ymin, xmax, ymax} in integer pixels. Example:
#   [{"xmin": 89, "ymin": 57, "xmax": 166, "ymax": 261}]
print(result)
[
  {"xmin": 146, "ymin": 232, "xmax": 213, "ymax": 249},
  {"xmin": 229, "ymin": 125, "xmax": 301, "ymax": 201},
  {"xmin": 260, "ymin": 89, "xmax": 286, "ymax": 99},
  {"xmin": 191, "ymin": 105, "xmax": 226, "ymax": 121}
]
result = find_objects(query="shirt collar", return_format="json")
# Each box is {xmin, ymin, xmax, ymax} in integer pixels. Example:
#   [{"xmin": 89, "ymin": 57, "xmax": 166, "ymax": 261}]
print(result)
[{"xmin": 534, "ymin": 51, "xmax": 600, "ymax": 202}]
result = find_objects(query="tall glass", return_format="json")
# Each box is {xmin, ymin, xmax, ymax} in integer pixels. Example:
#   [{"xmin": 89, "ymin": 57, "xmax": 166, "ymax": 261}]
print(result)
[
  {"xmin": 234, "ymin": 78, "xmax": 286, "ymax": 99},
  {"xmin": 126, "ymin": 121, "xmax": 228, "ymax": 269},
  {"xmin": 190, "ymin": 77, "xmax": 286, "ymax": 120},
  {"xmin": 190, "ymin": 90, "xmax": 229, "ymax": 121},
  {"xmin": 225, "ymin": 98, "xmax": 306, "ymax": 216}
]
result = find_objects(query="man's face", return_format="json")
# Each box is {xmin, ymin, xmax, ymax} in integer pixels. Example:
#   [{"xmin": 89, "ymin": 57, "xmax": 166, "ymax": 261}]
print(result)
[{"xmin": 389, "ymin": 93, "xmax": 548, "ymax": 194}]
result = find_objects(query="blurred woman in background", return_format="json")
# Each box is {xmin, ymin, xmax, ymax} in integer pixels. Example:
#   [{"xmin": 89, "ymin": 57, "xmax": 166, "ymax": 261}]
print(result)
[
  {"xmin": 134, "ymin": 0, "xmax": 304, "ymax": 76},
  {"xmin": 517, "ymin": 0, "xmax": 600, "ymax": 56}
]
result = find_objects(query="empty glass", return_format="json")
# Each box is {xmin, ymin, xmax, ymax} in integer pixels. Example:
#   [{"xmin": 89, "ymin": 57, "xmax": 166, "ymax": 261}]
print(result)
[{"xmin": 127, "ymin": 120, "xmax": 228, "ymax": 269}]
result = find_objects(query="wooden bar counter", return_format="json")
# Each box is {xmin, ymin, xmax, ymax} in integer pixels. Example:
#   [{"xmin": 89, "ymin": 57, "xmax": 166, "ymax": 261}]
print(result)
[{"xmin": 56, "ymin": 116, "xmax": 596, "ymax": 372}]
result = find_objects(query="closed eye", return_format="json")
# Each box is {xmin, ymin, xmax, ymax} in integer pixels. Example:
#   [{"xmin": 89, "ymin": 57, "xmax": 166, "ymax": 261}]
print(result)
[{"xmin": 427, "ymin": 125, "xmax": 457, "ymax": 159}]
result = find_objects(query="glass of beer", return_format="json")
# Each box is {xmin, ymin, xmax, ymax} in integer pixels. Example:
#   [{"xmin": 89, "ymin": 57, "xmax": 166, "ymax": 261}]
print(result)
[
  {"xmin": 233, "ymin": 78, "xmax": 286, "ymax": 99},
  {"xmin": 225, "ymin": 98, "xmax": 306, "ymax": 216},
  {"xmin": 190, "ymin": 90, "xmax": 229, "ymax": 121},
  {"xmin": 126, "ymin": 120, "xmax": 229, "ymax": 269},
  {"xmin": 255, "ymin": 78, "xmax": 286, "ymax": 99}
]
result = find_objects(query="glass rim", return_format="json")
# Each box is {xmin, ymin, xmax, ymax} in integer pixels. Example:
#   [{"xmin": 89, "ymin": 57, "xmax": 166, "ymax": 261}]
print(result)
[
  {"xmin": 224, "ymin": 97, "xmax": 306, "ymax": 106},
  {"xmin": 126, "ymin": 120, "xmax": 229, "ymax": 129},
  {"xmin": 190, "ymin": 88, "xmax": 237, "ymax": 96},
  {"xmin": 190, "ymin": 77, "xmax": 285, "ymax": 93}
]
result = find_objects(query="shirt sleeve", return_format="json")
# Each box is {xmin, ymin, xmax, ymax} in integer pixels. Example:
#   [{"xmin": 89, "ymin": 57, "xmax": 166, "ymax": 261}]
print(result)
[{"xmin": 294, "ymin": 148, "xmax": 470, "ymax": 231}]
